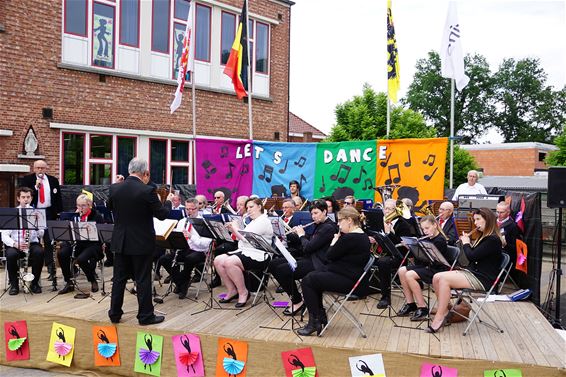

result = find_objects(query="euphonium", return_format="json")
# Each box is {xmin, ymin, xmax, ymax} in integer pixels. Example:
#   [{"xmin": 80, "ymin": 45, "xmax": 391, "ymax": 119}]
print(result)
[
  {"xmin": 222, "ymin": 198, "xmax": 237, "ymax": 215},
  {"xmin": 384, "ymin": 199, "xmax": 411, "ymax": 223},
  {"xmin": 418, "ymin": 202, "xmax": 434, "ymax": 217}
]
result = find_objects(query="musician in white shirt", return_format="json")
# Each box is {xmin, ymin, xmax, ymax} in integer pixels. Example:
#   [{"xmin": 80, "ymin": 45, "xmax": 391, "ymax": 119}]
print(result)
[
  {"xmin": 1, "ymin": 187, "xmax": 45, "ymax": 295},
  {"xmin": 452, "ymin": 170, "xmax": 487, "ymax": 200},
  {"xmin": 159, "ymin": 198, "xmax": 212, "ymax": 299},
  {"xmin": 170, "ymin": 193, "xmax": 185, "ymax": 211},
  {"xmin": 214, "ymin": 198, "xmax": 273, "ymax": 308}
]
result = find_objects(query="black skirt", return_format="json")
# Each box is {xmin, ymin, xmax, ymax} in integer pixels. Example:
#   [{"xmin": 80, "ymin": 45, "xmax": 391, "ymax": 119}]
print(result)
[{"xmin": 234, "ymin": 252, "xmax": 270, "ymax": 271}]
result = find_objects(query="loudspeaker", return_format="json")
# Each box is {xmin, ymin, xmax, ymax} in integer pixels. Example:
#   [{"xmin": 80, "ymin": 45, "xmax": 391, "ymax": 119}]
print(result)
[{"xmin": 547, "ymin": 167, "xmax": 566, "ymax": 208}]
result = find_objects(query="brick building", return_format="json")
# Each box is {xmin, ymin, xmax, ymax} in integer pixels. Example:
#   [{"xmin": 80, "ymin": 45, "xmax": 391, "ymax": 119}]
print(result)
[
  {"xmin": 288, "ymin": 112, "xmax": 326, "ymax": 143},
  {"xmin": 461, "ymin": 142, "xmax": 558, "ymax": 176},
  {"xmin": 0, "ymin": 0, "xmax": 293, "ymax": 206}
]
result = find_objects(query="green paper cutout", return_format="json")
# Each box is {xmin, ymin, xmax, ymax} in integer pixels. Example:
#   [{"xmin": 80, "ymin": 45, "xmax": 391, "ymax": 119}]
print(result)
[
  {"xmin": 134, "ymin": 332, "xmax": 164, "ymax": 376},
  {"xmin": 484, "ymin": 369, "xmax": 522, "ymax": 377},
  {"xmin": 8, "ymin": 337, "xmax": 27, "ymax": 351}
]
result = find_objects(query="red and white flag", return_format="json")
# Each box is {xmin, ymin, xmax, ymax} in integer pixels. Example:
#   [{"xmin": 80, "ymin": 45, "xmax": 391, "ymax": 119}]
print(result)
[{"xmin": 170, "ymin": 3, "xmax": 195, "ymax": 113}]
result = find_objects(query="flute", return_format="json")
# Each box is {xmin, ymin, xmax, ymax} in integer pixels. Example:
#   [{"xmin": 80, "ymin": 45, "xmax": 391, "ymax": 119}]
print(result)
[{"xmin": 285, "ymin": 221, "xmax": 316, "ymax": 235}]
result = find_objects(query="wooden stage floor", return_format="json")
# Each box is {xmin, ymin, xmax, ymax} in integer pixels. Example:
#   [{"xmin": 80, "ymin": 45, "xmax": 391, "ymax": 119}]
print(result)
[{"xmin": 1, "ymin": 270, "xmax": 565, "ymax": 371}]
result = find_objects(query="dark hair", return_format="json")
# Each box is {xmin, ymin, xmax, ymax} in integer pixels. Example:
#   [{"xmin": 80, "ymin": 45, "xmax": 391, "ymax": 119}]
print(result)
[
  {"xmin": 289, "ymin": 180, "xmax": 301, "ymax": 190},
  {"xmin": 245, "ymin": 197, "xmax": 264, "ymax": 212},
  {"xmin": 309, "ymin": 199, "xmax": 328, "ymax": 213},
  {"xmin": 16, "ymin": 186, "xmax": 33, "ymax": 198},
  {"xmin": 322, "ymin": 196, "xmax": 340, "ymax": 213}
]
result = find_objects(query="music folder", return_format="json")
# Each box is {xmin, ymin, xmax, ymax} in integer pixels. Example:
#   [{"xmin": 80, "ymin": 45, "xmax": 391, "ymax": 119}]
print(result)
[{"xmin": 238, "ymin": 230, "xmax": 276, "ymax": 255}]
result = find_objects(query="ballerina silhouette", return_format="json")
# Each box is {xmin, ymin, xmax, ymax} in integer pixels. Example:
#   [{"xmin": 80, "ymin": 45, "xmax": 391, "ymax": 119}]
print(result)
[
  {"xmin": 55, "ymin": 328, "xmax": 67, "ymax": 360},
  {"xmin": 181, "ymin": 335, "xmax": 197, "ymax": 374},
  {"xmin": 431, "ymin": 365, "xmax": 443, "ymax": 377},
  {"xmin": 356, "ymin": 360, "xmax": 374, "ymax": 375},
  {"xmin": 97, "ymin": 329, "xmax": 114, "ymax": 361},
  {"xmin": 9, "ymin": 325, "xmax": 23, "ymax": 356},
  {"xmin": 93, "ymin": 18, "xmax": 110, "ymax": 57},
  {"xmin": 288, "ymin": 354, "xmax": 305, "ymax": 373}
]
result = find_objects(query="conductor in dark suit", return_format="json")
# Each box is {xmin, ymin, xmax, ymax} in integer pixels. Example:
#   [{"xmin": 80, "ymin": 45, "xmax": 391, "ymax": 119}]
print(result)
[
  {"xmin": 21, "ymin": 159, "xmax": 63, "ymax": 280},
  {"xmin": 107, "ymin": 158, "xmax": 172, "ymax": 325}
]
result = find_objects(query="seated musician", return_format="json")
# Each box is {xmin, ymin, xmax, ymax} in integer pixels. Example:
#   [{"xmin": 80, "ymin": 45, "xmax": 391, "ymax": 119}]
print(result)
[
  {"xmin": 235, "ymin": 195, "xmax": 249, "ymax": 216},
  {"xmin": 289, "ymin": 180, "xmax": 306, "ymax": 204},
  {"xmin": 279, "ymin": 199, "xmax": 302, "ymax": 256},
  {"xmin": 451, "ymin": 169, "xmax": 487, "ymax": 200},
  {"xmin": 375, "ymin": 199, "xmax": 417, "ymax": 309},
  {"xmin": 212, "ymin": 191, "xmax": 227, "ymax": 214},
  {"xmin": 170, "ymin": 193, "xmax": 185, "ymax": 211},
  {"xmin": 298, "ymin": 207, "xmax": 371, "ymax": 336},
  {"xmin": 343, "ymin": 195, "xmax": 356, "ymax": 207},
  {"xmin": 158, "ymin": 198, "xmax": 212, "ymax": 299},
  {"xmin": 1, "ymin": 187, "xmax": 45, "ymax": 295},
  {"xmin": 291, "ymin": 196, "xmax": 304, "ymax": 211},
  {"xmin": 214, "ymin": 197, "xmax": 273, "ymax": 308},
  {"xmin": 401, "ymin": 198, "xmax": 421, "ymax": 236},
  {"xmin": 195, "ymin": 194, "xmax": 208, "ymax": 214},
  {"xmin": 269, "ymin": 199, "xmax": 338, "ymax": 316},
  {"xmin": 437, "ymin": 201, "xmax": 458, "ymax": 245},
  {"xmin": 58, "ymin": 194, "xmax": 104, "ymax": 294},
  {"xmin": 322, "ymin": 196, "xmax": 340, "ymax": 218},
  {"xmin": 428, "ymin": 207, "xmax": 502, "ymax": 333},
  {"xmin": 396, "ymin": 215, "xmax": 448, "ymax": 321}
]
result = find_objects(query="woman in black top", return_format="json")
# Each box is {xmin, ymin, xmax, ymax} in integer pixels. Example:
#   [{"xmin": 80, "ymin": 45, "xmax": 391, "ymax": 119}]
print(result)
[
  {"xmin": 396, "ymin": 215, "xmax": 449, "ymax": 321},
  {"xmin": 269, "ymin": 199, "xmax": 338, "ymax": 316},
  {"xmin": 428, "ymin": 207, "xmax": 502, "ymax": 333},
  {"xmin": 298, "ymin": 207, "xmax": 371, "ymax": 336}
]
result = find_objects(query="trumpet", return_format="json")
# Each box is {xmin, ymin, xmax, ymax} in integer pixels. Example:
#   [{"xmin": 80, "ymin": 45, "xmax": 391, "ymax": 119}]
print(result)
[
  {"xmin": 285, "ymin": 221, "xmax": 316, "ymax": 235},
  {"xmin": 223, "ymin": 198, "xmax": 237, "ymax": 215}
]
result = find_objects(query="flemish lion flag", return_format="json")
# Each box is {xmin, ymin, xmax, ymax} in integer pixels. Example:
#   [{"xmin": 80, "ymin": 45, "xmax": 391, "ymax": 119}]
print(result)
[
  {"xmin": 387, "ymin": 0, "xmax": 400, "ymax": 103},
  {"xmin": 223, "ymin": 0, "xmax": 249, "ymax": 100}
]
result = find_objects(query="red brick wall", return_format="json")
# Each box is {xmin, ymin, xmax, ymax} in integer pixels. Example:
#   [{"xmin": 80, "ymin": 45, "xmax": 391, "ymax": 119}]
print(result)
[
  {"xmin": 467, "ymin": 148, "xmax": 540, "ymax": 176},
  {"xmin": 0, "ymin": 0, "xmax": 291, "ymax": 176}
]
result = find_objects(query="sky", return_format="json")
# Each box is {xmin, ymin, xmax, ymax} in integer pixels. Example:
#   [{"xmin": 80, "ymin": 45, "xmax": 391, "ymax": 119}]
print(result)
[{"xmin": 289, "ymin": 0, "xmax": 566, "ymax": 140}]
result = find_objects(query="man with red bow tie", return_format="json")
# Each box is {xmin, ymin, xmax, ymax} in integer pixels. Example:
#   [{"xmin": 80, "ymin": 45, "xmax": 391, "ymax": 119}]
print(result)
[{"xmin": 436, "ymin": 201, "xmax": 458, "ymax": 245}]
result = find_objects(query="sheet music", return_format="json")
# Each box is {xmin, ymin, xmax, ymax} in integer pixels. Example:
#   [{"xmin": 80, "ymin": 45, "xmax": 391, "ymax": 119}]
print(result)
[
  {"xmin": 273, "ymin": 236, "xmax": 297, "ymax": 270},
  {"xmin": 71, "ymin": 221, "xmax": 99, "ymax": 241},
  {"xmin": 418, "ymin": 240, "xmax": 451, "ymax": 268},
  {"xmin": 226, "ymin": 214, "xmax": 245, "ymax": 230},
  {"xmin": 238, "ymin": 230, "xmax": 275, "ymax": 254},
  {"xmin": 21, "ymin": 208, "xmax": 47, "ymax": 229},
  {"xmin": 269, "ymin": 216, "xmax": 286, "ymax": 240}
]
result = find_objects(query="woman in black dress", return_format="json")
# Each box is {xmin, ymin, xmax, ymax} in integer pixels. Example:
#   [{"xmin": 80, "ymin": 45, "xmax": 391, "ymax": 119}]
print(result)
[
  {"xmin": 428, "ymin": 207, "xmax": 503, "ymax": 333},
  {"xmin": 298, "ymin": 207, "xmax": 371, "ymax": 336}
]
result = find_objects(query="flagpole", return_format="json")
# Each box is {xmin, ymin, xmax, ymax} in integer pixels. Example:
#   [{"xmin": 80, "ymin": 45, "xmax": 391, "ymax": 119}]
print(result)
[
  {"xmin": 386, "ymin": 98, "xmax": 391, "ymax": 137},
  {"xmin": 245, "ymin": 0, "xmax": 253, "ymax": 140},
  {"xmin": 449, "ymin": 78, "xmax": 455, "ymax": 189},
  {"xmin": 191, "ymin": 4, "xmax": 196, "ymax": 138}
]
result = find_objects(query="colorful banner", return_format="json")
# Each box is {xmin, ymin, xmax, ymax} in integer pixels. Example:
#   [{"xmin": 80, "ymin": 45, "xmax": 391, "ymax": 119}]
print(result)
[
  {"xmin": 134, "ymin": 332, "xmax": 163, "ymax": 376},
  {"xmin": 4, "ymin": 320, "xmax": 30, "ymax": 361},
  {"xmin": 46, "ymin": 322, "xmax": 76, "ymax": 367},
  {"xmin": 172, "ymin": 333, "xmax": 205, "ymax": 377},
  {"xmin": 420, "ymin": 363, "xmax": 458, "ymax": 377},
  {"xmin": 315, "ymin": 140, "xmax": 377, "ymax": 200},
  {"xmin": 281, "ymin": 347, "xmax": 318, "ymax": 377},
  {"xmin": 92, "ymin": 325, "xmax": 120, "ymax": 367},
  {"xmin": 215, "ymin": 338, "xmax": 248, "ymax": 377},
  {"xmin": 195, "ymin": 138, "xmax": 253, "ymax": 203},
  {"xmin": 252, "ymin": 141, "xmax": 316, "ymax": 198},
  {"xmin": 348, "ymin": 353, "xmax": 386, "ymax": 377},
  {"xmin": 375, "ymin": 138, "xmax": 448, "ymax": 207}
]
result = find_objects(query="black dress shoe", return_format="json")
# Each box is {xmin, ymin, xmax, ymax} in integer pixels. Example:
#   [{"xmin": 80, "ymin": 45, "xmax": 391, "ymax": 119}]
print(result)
[
  {"xmin": 163, "ymin": 275, "xmax": 171, "ymax": 284},
  {"xmin": 91, "ymin": 281, "xmax": 99, "ymax": 293},
  {"xmin": 376, "ymin": 296, "xmax": 391, "ymax": 309},
  {"xmin": 9, "ymin": 285, "xmax": 19, "ymax": 295},
  {"xmin": 178, "ymin": 284, "xmax": 189, "ymax": 299},
  {"xmin": 219, "ymin": 293, "xmax": 238, "ymax": 303},
  {"xmin": 283, "ymin": 303, "xmax": 306, "ymax": 316},
  {"xmin": 397, "ymin": 302, "xmax": 418, "ymax": 316},
  {"xmin": 59, "ymin": 283, "xmax": 75, "ymax": 294},
  {"xmin": 235, "ymin": 291, "xmax": 250, "ymax": 308},
  {"xmin": 173, "ymin": 284, "xmax": 181, "ymax": 294},
  {"xmin": 30, "ymin": 283, "xmax": 42, "ymax": 294},
  {"xmin": 297, "ymin": 317, "xmax": 322, "ymax": 336},
  {"xmin": 275, "ymin": 285, "xmax": 285, "ymax": 294},
  {"xmin": 410, "ymin": 307, "xmax": 429, "ymax": 321},
  {"xmin": 139, "ymin": 315, "xmax": 165, "ymax": 326},
  {"xmin": 110, "ymin": 317, "xmax": 121, "ymax": 324}
]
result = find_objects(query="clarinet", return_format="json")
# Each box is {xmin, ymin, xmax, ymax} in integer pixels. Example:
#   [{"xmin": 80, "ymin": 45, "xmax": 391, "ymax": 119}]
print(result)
[{"xmin": 21, "ymin": 230, "xmax": 35, "ymax": 284}]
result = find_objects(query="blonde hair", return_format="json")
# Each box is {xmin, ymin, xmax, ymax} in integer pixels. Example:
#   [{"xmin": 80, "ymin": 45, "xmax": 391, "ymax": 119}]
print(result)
[{"xmin": 337, "ymin": 207, "xmax": 361, "ymax": 227}]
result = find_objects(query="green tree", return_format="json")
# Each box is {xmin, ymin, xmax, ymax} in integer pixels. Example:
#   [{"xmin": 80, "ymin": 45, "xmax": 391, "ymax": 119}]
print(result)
[
  {"xmin": 328, "ymin": 84, "xmax": 435, "ymax": 142},
  {"xmin": 449, "ymin": 145, "xmax": 479, "ymax": 187},
  {"xmin": 404, "ymin": 51, "xmax": 495, "ymax": 143},
  {"xmin": 493, "ymin": 58, "xmax": 565, "ymax": 143},
  {"xmin": 546, "ymin": 131, "xmax": 566, "ymax": 166}
]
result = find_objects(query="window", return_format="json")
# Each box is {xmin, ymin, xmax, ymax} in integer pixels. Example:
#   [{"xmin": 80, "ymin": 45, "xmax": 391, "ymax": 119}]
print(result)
[
  {"xmin": 195, "ymin": 4, "xmax": 211, "ymax": 62},
  {"xmin": 171, "ymin": 140, "xmax": 190, "ymax": 184},
  {"xmin": 150, "ymin": 139, "xmax": 167, "ymax": 184},
  {"xmin": 65, "ymin": 0, "xmax": 87, "ymax": 37},
  {"xmin": 174, "ymin": 0, "xmax": 190, "ymax": 20},
  {"xmin": 90, "ymin": 164, "xmax": 112, "ymax": 185},
  {"xmin": 539, "ymin": 152, "xmax": 547, "ymax": 162},
  {"xmin": 92, "ymin": 2, "xmax": 116, "ymax": 68},
  {"xmin": 152, "ymin": 0, "xmax": 170, "ymax": 53},
  {"xmin": 90, "ymin": 134, "xmax": 112, "ymax": 158},
  {"xmin": 117, "ymin": 137, "xmax": 136, "ymax": 176},
  {"xmin": 120, "ymin": 0, "xmax": 139, "ymax": 47},
  {"xmin": 172, "ymin": 22, "xmax": 192, "ymax": 80},
  {"xmin": 171, "ymin": 140, "xmax": 189, "ymax": 161},
  {"xmin": 63, "ymin": 133, "xmax": 85, "ymax": 185},
  {"xmin": 220, "ymin": 11, "xmax": 236, "ymax": 65},
  {"xmin": 256, "ymin": 22, "xmax": 269, "ymax": 74}
]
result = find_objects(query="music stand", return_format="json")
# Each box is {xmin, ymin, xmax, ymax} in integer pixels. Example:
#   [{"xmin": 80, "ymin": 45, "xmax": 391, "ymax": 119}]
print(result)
[
  {"xmin": 363, "ymin": 208, "xmax": 385, "ymax": 232},
  {"xmin": 153, "ymin": 231, "xmax": 196, "ymax": 304},
  {"xmin": 46, "ymin": 220, "xmax": 95, "ymax": 302},
  {"xmin": 97, "ymin": 223, "xmax": 114, "ymax": 301}
]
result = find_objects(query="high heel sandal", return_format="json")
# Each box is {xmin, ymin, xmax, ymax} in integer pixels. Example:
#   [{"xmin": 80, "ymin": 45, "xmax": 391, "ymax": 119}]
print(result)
[
  {"xmin": 283, "ymin": 303, "xmax": 305, "ymax": 317},
  {"xmin": 425, "ymin": 314, "xmax": 451, "ymax": 334},
  {"xmin": 219, "ymin": 293, "xmax": 239, "ymax": 303}
]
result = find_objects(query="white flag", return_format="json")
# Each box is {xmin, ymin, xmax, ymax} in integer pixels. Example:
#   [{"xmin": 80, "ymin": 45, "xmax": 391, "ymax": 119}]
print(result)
[
  {"xmin": 440, "ymin": 2, "xmax": 469, "ymax": 91},
  {"xmin": 170, "ymin": 3, "xmax": 195, "ymax": 113}
]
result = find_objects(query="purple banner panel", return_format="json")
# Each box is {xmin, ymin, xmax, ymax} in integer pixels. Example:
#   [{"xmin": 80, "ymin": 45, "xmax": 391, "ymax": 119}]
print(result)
[{"xmin": 195, "ymin": 138, "xmax": 253, "ymax": 202}]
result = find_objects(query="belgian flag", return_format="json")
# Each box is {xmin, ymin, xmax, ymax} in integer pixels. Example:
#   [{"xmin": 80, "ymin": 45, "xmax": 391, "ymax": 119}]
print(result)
[{"xmin": 223, "ymin": 0, "xmax": 249, "ymax": 100}]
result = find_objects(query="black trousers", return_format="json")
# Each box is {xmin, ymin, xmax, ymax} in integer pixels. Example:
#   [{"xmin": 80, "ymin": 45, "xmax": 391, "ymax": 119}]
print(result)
[
  {"xmin": 173, "ymin": 251, "xmax": 206, "ymax": 287},
  {"xmin": 269, "ymin": 256, "xmax": 315, "ymax": 304},
  {"xmin": 376, "ymin": 255, "xmax": 401, "ymax": 298},
  {"xmin": 5, "ymin": 244, "xmax": 44, "ymax": 285},
  {"xmin": 58, "ymin": 241, "xmax": 102, "ymax": 283},
  {"xmin": 109, "ymin": 252, "xmax": 154, "ymax": 323},
  {"xmin": 301, "ymin": 271, "xmax": 355, "ymax": 319}
]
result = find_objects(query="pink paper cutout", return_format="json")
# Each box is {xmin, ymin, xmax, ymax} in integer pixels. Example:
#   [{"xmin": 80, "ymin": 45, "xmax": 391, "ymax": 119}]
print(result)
[
  {"xmin": 172, "ymin": 334, "xmax": 205, "ymax": 377},
  {"xmin": 420, "ymin": 363, "xmax": 458, "ymax": 377}
]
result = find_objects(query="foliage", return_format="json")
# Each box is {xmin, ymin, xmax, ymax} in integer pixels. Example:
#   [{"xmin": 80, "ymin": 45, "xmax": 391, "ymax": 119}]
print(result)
[
  {"xmin": 328, "ymin": 84, "xmax": 435, "ymax": 142},
  {"xmin": 448, "ymin": 145, "xmax": 479, "ymax": 188},
  {"xmin": 404, "ymin": 51, "xmax": 495, "ymax": 143},
  {"xmin": 493, "ymin": 58, "xmax": 565, "ymax": 143},
  {"xmin": 546, "ymin": 131, "xmax": 566, "ymax": 166}
]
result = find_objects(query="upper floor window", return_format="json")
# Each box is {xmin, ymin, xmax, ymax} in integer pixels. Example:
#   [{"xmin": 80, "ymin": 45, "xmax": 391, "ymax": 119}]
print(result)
[
  {"xmin": 220, "ymin": 11, "xmax": 236, "ymax": 65},
  {"xmin": 174, "ymin": 0, "xmax": 190, "ymax": 20},
  {"xmin": 152, "ymin": 0, "xmax": 170, "ymax": 53},
  {"xmin": 120, "ymin": 0, "xmax": 139, "ymax": 47},
  {"xmin": 195, "ymin": 4, "xmax": 211, "ymax": 62},
  {"xmin": 256, "ymin": 22, "xmax": 269, "ymax": 74},
  {"xmin": 92, "ymin": 2, "xmax": 116, "ymax": 69},
  {"xmin": 65, "ymin": 0, "xmax": 87, "ymax": 37}
]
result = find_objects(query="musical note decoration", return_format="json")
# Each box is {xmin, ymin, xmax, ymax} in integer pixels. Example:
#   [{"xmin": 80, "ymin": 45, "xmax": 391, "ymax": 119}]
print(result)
[
  {"xmin": 384, "ymin": 164, "xmax": 401, "ymax": 185},
  {"xmin": 422, "ymin": 153, "xmax": 436, "ymax": 166},
  {"xmin": 294, "ymin": 156, "xmax": 307, "ymax": 168},
  {"xmin": 330, "ymin": 164, "xmax": 351, "ymax": 184},
  {"xmin": 319, "ymin": 176, "xmax": 326, "ymax": 193},
  {"xmin": 220, "ymin": 146, "xmax": 229, "ymax": 158},
  {"xmin": 279, "ymin": 160, "xmax": 289, "ymax": 174},
  {"xmin": 202, "ymin": 160, "xmax": 217, "ymax": 179},
  {"xmin": 226, "ymin": 162, "xmax": 236, "ymax": 179},
  {"xmin": 404, "ymin": 150, "xmax": 412, "ymax": 167},
  {"xmin": 258, "ymin": 165, "xmax": 274, "ymax": 183},
  {"xmin": 353, "ymin": 166, "xmax": 367, "ymax": 184}
]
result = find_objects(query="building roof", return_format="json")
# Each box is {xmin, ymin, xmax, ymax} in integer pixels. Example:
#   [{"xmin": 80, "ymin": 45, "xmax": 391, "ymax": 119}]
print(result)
[
  {"xmin": 479, "ymin": 175, "xmax": 548, "ymax": 191},
  {"xmin": 461, "ymin": 142, "xmax": 557, "ymax": 151},
  {"xmin": 289, "ymin": 112, "xmax": 327, "ymax": 139}
]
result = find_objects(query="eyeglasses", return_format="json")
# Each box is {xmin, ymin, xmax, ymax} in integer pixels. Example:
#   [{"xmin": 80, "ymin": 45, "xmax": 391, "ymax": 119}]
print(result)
[
  {"xmin": 214, "ymin": 196, "xmax": 222, "ymax": 199},
  {"xmin": 344, "ymin": 201, "xmax": 354, "ymax": 205},
  {"xmin": 439, "ymin": 208, "xmax": 449, "ymax": 211},
  {"xmin": 198, "ymin": 202, "xmax": 204, "ymax": 205}
]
